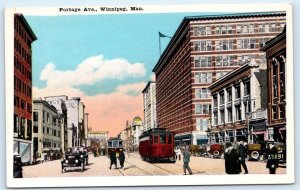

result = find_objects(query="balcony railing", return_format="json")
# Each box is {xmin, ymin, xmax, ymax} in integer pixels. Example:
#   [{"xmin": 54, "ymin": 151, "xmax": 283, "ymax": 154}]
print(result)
[{"xmin": 234, "ymin": 98, "xmax": 241, "ymax": 105}]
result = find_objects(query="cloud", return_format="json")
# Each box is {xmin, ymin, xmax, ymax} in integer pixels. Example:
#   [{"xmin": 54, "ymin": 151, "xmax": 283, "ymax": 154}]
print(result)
[
  {"xmin": 33, "ymin": 55, "xmax": 148, "ymax": 137},
  {"xmin": 40, "ymin": 55, "xmax": 146, "ymax": 88},
  {"xmin": 116, "ymin": 82, "xmax": 146, "ymax": 96}
]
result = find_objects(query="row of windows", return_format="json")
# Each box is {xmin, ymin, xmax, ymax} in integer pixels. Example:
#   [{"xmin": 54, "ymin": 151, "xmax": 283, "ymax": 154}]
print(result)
[
  {"xmin": 193, "ymin": 37, "xmax": 272, "ymax": 52},
  {"xmin": 42, "ymin": 126, "xmax": 61, "ymax": 137},
  {"xmin": 14, "ymin": 38, "xmax": 32, "ymax": 65},
  {"xmin": 14, "ymin": 114, "xmax": 32, "ymax": 140},
  {"xmin": 14, "ymin": 96, "xmax": 32, "ymax": 113},
  {"xmin": 14, "ymin": 18, "xmax": 32, "ymax": 47},
  {"xmin": 194, "ymin": 54, "xmax": 264, "ymax": 67},
  {"xmin": 271, "ymin": 56, "xmax": 286, "ymax": 104},
  {"xmin": 213, "ymin": 80, "xmax": 250, "ymax": 107},
  {"xmin": 14, "ymin": 75, "xmax": 32, "ymax": 97},
  {"xmin": 193, "ymin": 22, "xmax": 285, "ymax": 36},
  {"xmin": 213, "ymin": 103, "xmax": 247, "ymax": 125},
  {"xmin": 14, "ymin": 56, "xmax": 31, "ymax": 80},
  {"xmin": 43, "ymin": 141, "xmax": 60, "ymax": 148}
]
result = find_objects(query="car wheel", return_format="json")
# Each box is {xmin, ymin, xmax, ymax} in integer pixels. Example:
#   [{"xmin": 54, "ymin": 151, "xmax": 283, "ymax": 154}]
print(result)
[
  {"xmin": 251, "ymin": 151, "xmax": 260, "ymax": 160},
  {"xmin": 213, "ymin": 150, "xmax": 219, "ymax": 157}
]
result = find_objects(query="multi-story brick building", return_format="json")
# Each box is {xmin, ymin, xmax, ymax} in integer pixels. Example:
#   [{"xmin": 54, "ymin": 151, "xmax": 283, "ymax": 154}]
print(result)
[
  {"xmin": 142, "ymin": 81, "xmax": 157, "ymax": 131},
  {"xmin": 208, "ymin": 59, "xmax": 267, "ymax": 144},
  {"xmin": 33, "ymin": 99, "xmax": 62, "ymax": 159},
  {"xmin": 153, "ymin": 12, "xmax": 286, "ymax": 146},
  {"xmin": 13, "ymin": 14, "xmax": 37, "ymax": 163},
  {"xmin": 261, "ymin": 26, "xmax": 286, "ymax": 143}
]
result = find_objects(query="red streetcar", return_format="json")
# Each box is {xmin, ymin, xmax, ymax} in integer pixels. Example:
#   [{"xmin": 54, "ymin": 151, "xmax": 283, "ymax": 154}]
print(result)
[{"xmin": 139, "ymin": 128, "xmax": 176, "ymax": 163}]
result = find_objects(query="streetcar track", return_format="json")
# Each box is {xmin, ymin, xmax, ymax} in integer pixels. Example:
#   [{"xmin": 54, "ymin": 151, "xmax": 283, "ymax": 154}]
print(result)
[
  {"xmin": 123, "ymin": 160, "xmax": 153, "ymax": 175},
  {"xmin": 130, "ymin": 153, "xmax": 208, "ymax": 175},
  {"xmin": 128, "ymin": 154, "xmax": 182, "ymax": 175}
]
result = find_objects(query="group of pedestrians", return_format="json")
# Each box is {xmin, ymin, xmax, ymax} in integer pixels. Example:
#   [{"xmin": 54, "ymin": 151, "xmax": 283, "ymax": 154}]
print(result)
[
  {"xmin": 109, "ymin": 148, "xmax": 125, "ymax": 170},
  {"xmin": 224, "ymin": 141, "xmax": 248, "ymax": 174},
  {"xmin": 224, "ymin": 141, "xmax": 279, "ymax": 175}
]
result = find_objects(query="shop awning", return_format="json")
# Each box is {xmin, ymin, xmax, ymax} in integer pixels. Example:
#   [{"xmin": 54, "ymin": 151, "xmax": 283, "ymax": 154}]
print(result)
[
  {"xmin": 252, "ymin": 131, "xmax": 266, "ymax": 135},
  {"xmin": 279, "ymin": 127, "xmax": 286, "ymax": 131}
]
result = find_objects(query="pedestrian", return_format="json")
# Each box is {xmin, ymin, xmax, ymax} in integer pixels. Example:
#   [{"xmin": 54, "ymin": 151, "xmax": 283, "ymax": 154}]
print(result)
[
  {"xmin": 109, "ymin": 149, "xmax": 117, "ymax": 169},
  {"xmin": 119, "ymin": 149, "xmax": 125, "ymax": 169},
  {"xmin": 182, "ymin": 147, "xmax": 193, "ymax": 175},
  {"xmin": 177, "ymin": 147, "xmax": 182, "ymax": 161},
  {"xmin": 224, "ymin": 142, "xmax": 240, "ymax": 174},
  {"xmin": 238, "ymin": 141, "xmax": 248, "ymax": 174},
  {"xmin": 266, "ymin": 142, "xmax": 278, "ymax": 174}
]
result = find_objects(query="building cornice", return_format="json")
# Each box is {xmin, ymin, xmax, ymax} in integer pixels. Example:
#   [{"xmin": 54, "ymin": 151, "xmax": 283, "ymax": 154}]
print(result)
[
  {"xmin": 141, "ymin": 81, "xmax": 155, "ymax": 93},
  {"xmin": 15, "ymin": 14, "xmax": 37, "ymax": 41},
  {"xmin": 33, "ymin": 99, "xmax": 58, "ymax": 113}
]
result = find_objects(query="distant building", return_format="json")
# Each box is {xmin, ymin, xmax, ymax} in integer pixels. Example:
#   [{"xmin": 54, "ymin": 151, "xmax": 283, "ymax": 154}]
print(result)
[
  {"xmin": 33, "ymin": 100, "xmax": 62, "ymax": 158},
  {"xmin": 44, "ymin": 96, "xmax": 68, "ymax": 152},
  {"xmin": 153, "ymin": 12, "xmax": 286, "ymax": 146},
  {"xmin": 130, "ymin": 116, "xmax": 144, "ymax": 151},
  {"xmin": 45, "ymin": 95, "xmax": 84, "ymax": 148},
  {"xmin": 87, "ymin": 131, "xmax": 108, "ymax": 148},
  {"xmin": 208, "ymin": 59, "xmax": 268, "ymax": 144},
  {"xmin": 142, "ymin": 81, "xmax": 157, "ymax": 131},
  {"xmin": 84, "ymin": 113, "xmax": 89, "ymax": 146},
  {"xmin": 261, "ymin": 26, "xmax": 286, "ymax": 143},
  {"xmin": 13, "ymin": 14, "xmax": 37, "ymax": 163},
  {"xmin": 79, "ymin": 102, "xmax": 85, "ymax": 146}
]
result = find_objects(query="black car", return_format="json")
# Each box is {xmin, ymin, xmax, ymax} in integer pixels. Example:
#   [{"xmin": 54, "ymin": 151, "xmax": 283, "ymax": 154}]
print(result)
[
  {"xmin": 72, "ymin": 147, "xmax": 89, "ymax": 165},
  {"xmin": 61, "ymin": 152, "xmax": 85, "ymax": 173}
]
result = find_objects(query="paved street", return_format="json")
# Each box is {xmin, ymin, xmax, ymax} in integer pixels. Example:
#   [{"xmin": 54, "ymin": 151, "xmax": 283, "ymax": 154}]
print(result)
[{"xmin": 23, "ymin": 153, "xmax": 286, "ymax": 177}]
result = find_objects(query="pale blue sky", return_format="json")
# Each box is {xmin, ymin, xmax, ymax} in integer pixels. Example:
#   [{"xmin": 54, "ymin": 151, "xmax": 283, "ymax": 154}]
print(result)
[{"xmin": 25, "ymin": 12, "xmax": 212, "ymax": 96}]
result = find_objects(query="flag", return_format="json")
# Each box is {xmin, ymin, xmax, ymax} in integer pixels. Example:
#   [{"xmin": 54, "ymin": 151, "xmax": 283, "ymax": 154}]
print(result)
[{"xmin": 158, "ymin": 32, "xmax": 171, "ymax": 38}]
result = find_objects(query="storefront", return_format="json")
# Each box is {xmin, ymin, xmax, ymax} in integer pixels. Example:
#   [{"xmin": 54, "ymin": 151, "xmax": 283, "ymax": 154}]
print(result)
[
  {"xmin": 174, "ymin": 134, "xmax": 192, "ymax": 147},
  {"xmin": 250, "ymin": 119, "xmax": 267, "ymax": 143}
]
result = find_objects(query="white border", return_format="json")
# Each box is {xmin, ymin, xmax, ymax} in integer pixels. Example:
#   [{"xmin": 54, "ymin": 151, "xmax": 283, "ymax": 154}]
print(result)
[{"xmin": 5, "ymin": 3, "xmax": 294, "ymax": 188}]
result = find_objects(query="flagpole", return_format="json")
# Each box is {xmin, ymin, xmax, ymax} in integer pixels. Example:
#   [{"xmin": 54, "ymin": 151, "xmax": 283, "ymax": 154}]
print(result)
[{"xmin": 159, "ymin": 35, "xmax": 161, "ymax": 56}]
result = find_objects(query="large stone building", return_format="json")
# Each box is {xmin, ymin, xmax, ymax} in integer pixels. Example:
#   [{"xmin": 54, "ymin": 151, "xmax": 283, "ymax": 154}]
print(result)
[
  {"xmin": 152, "ymin": 12, "xmax": 286, "ymax": 146},
  {"xmin": 208, "ymin": 59, "xmax": 267, "ymax": 144},
  {"xmin": 261, "ymin": 26, "xmax": 286, "ymax": 143},
  {"xmin": 13, "ymin": 14, "xmax": 37, "ymax": 163},
  {"xmin": 44, "ymin": 96, "xmax": 68, "ymax": 152},
  {"xmin": 142, "ymin": 81, "xmax": 157, "ymax": 131},
  {"xmin": 45, "ymin": 95, "xmax": 85, "ymax": 148},
  {"xmin": 33, "ymin": 100, "xmax": 62, "ymax": 158}
]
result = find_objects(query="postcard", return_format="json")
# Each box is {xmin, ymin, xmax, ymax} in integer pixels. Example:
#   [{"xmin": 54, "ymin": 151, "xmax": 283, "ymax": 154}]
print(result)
[{"xmin": 5, "ymin": 3, "xmax": 294, "ymax": 188}]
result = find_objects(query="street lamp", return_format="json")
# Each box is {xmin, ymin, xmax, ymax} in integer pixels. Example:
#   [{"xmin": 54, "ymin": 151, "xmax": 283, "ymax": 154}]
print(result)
[
  {"xmin": 245, "ymin": 98, "xmax": 255, "ymax": 144},
  {"xmin": 246, "ymin": 112, "xmax": 252, "ymax": 144}
]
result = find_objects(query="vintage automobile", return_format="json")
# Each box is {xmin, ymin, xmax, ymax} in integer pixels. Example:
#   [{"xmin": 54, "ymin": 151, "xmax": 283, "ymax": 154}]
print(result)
[
  {"xmin": 209, "ymin": 144, "xmax": 224, "ymax": 158},
  {"xmin": 264, "ymin": 142, "xmax": 286, "ymax": 166},
  {"xmin": 247, "ymin": 143, "xmax": 262, "ymax": 161},
  {"xmin": 61, "ymin": 147, "xmax": 87, "ymax": 173}
]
